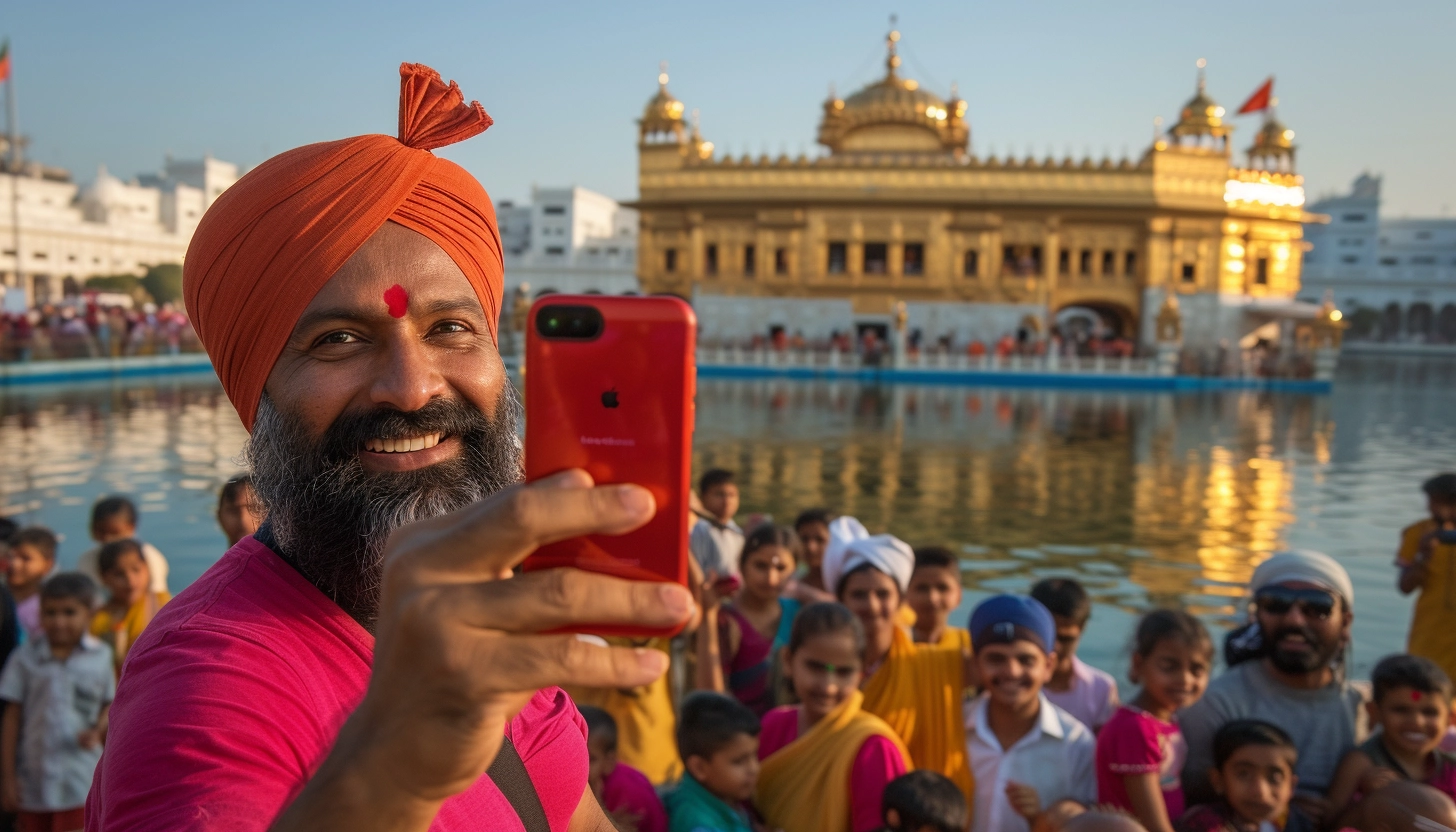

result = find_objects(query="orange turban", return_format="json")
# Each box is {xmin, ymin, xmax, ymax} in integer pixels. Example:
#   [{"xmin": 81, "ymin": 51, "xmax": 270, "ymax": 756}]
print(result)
[{"xmin": 183, "ymin": 63, "xmax": 502, "ymax": 431}]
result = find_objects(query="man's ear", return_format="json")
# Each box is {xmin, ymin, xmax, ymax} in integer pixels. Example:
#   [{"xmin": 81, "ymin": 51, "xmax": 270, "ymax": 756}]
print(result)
[
  {"xmin": 884, "ymin": 808, "xmax": 901, "ymax": 830},
  {"xmin": 1209, "ymin": 767, "xmax": 1226, "ymax": 796},
  {"xmin": 684, "ymin": 754, "xmax": 710, "ymax": 784}
]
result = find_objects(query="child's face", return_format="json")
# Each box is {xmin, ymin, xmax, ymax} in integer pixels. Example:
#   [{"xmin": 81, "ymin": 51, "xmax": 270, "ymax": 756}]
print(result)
[
  {"xmin": 688, "ymin": 733, "xmax": 760, "ymax": 804},
  {"xmin": 92, "ymin": 514, "xmax": 135, "ymax": 544},
  {"xmin": 40, "ymin": 596, "xmax": 91, "ymax": 650},
  {"xmin": 1429, "ymin": 496, "xmax": 1456, "ymax": 526},
  {"xmin": 586, "ymin": 732, "xmax": 617, "ymax": 800},
  {"xmin": 102, "ymin": 551, "xmax": 151, "ymax": 607},
  {"xmin": 796, "ymin": 521, "xmax": 830, "ymax": 570},
  {"xmin": 741, "ymin": 545, "xmax": 795, "ymax": 601},
  {"xmin": 218, "ymin": 485, "xmax": 263, "ymax": 545},
  {"xmin": 700, "ymin": 483, "xmax": 739, "ymax": 522},
  {"xmin": 1211, "ymin": 744, "xmax": 1297, "ymax": 825},
  {"xmin": 975, "ymin": 640, "xmax": 1054, "ymax": 711},
  {"xmin": 1051, "ymin": 615, "xmax": 1085, "ymax": 675},
  {"xmin": 787, "ymin": 630, "xmax": 862, "ymax": 724},
  {"xmin": 841, "ymin": 568, "xmax": 901, "ymax": 649},
  {"xmin": 1370, "ymin": 687, "xmax": 1452, "ymax": 758},
  {"xmin": 7, "ymin": 543, "xmax": 52, "ymax": 590},
  {"xmin": 1132, "ymin": 636, "xmax": 1211, "ymax": 712},
  {"xmin": 907, "ymin": 565, "xmax": 961, "ymax": 631}
]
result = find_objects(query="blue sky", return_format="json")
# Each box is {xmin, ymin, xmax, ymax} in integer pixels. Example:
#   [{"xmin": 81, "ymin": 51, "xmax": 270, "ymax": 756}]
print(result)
[{"xmin": 7, "ymin": 0, "xmax": 1453, "ymax": 215}]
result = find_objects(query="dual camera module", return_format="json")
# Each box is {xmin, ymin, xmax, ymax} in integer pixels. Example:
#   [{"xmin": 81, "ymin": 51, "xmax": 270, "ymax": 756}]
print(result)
[{"xmin": 535, "ymin": 305, "xmax": 604, "ymax": 340}]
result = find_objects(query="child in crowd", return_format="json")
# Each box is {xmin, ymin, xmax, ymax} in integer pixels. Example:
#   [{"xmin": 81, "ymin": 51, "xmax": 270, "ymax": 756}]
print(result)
[
  {"xmin": 1032, "ymin": 577, "xmax": 1120, "ymax": 732},
  {"xmin": 7, "ymin": 527, "xmax": 57, "ymax": 640},
  {"xmin": 0, "ymin": 519, "xmax": 20, "ymax": 673},
  {"xmin": 90, "ymin": 539, "xmax": 171, "ymax": 675},
  {"xmin": 1397, "ymin": 473, "xmax": 1456, "ymax": 687},
  {"xmin": 756, "ymin": 603, "xmax": 909, "ymax": 832},
  {"xmin": 568, "ymin": 637, "xmax": 683, "ymax": 785},
  {"xmin": 964, "ymin": 594, "xmax": 1097, "ymax": 832},
  {"xmin": 792, "ymin": 509, "xmax": 835, "ymax": 596},
  {"xmin": 216, "ymin": 474, "xmax": 264, "ymax": 547},
  {"xmin": 1328, "ymin": 654, "xmax": 1456, "ymax": 817},
  {"xmin": 907, "ymin": 547, "xmax": 970, "ymax": 654},
  {"xmin": 1097, "ymin": 609, "xmax": 1213, "ymax": 832},
  {"xmin": 0, "ymin": 573, "xmax": 114, "ymax": 830},
  {"xmin": 581, "ymin": 705, "xmax": 667, "ymax": 832},
  {"xmin": 690, "ymin": 470, "xmax": 745, "ymax": 580},
  {"xmin": 665, "ymin": 691, "xmax": 761, "ymax": 832},
  {"xmin": 77, "ymin": 495, "xmax": 170, "ymax": 594},
  {"xmin": 1175, "ymin": 720, "xmax": 1297, "ymax": 832},
  {"xmin": 878, "ymin": 770, "xmax": 968, "ymax": 832},
  {"xmin": 697, "ymin": 524, "xmax": 803, "ymax": 716}
]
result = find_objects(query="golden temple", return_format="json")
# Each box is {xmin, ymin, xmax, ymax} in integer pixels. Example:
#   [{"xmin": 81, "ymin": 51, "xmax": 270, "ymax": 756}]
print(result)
[{"xmin": 633, "ymin": 30, "xmax": 1312, "ymax": 346}]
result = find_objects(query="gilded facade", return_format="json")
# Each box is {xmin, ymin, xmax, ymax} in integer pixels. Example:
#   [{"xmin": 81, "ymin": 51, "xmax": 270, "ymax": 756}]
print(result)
[{"xmin": 633, "ymin": 31, "xmax": 1313, "ymax": 344}]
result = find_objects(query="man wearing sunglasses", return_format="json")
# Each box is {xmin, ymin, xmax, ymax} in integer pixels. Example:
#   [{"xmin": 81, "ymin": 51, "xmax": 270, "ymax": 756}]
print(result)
[{"xmin": 1180, "ymin": 550, "xmax": 1368, "ymax": 829}]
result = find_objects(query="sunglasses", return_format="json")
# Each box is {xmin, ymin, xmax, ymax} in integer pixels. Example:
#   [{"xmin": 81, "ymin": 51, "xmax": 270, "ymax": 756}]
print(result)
[{"xmin": 1255, "ymin": 586, "xmax": 1336, "ymax": 620}]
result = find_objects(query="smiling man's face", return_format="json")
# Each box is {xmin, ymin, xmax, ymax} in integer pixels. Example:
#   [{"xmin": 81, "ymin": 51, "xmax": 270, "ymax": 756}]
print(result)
[{"xmin": 246, "ymin": 221, "xmax": 522, "ymax": 628}]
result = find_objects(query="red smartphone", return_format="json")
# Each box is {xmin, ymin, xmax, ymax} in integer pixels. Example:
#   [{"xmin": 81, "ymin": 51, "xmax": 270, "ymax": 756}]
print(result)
[{"xmin": 521, "ymin": 294, "xmax": 696, "ymax": 637}]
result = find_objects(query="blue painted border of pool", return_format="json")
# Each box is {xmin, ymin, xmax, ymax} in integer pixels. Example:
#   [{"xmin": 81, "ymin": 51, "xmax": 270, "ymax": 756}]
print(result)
[
  {"xmin": 0, "ymin": 354, "xmax": 1333, "ymax": 395},
  {"xmin": 696, "ymin": 364, "xmax": 1333, "ymax": 394}
]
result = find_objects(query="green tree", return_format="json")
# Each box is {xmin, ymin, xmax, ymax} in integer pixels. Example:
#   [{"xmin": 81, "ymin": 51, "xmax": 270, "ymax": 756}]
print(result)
[
  {"xmin": 141, "ymin": 263, "xmax": 184, "ymax": 305},
  {"xmin": 85, "ymin": 274, "xmax": 151, "ymax": 305}
]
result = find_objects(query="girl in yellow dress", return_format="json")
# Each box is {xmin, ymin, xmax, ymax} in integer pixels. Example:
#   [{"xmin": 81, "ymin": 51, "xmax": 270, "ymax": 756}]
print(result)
[{"xmin": 90, "ymin": 539, "xmax": 170, "ymax": 675}]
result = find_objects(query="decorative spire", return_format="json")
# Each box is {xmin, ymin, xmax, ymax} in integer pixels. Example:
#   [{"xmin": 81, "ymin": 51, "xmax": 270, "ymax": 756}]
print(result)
[
  {"xmin": 658, "ymin": 60, "xmax": 669, "ymax": 90},
  {"xmin": 885, "ymin": 15, "xmax": 901, "ymax": 78},
  {"xmin": 1196, "ymin": 57, "xmax": 1207, "ymax": 93}
]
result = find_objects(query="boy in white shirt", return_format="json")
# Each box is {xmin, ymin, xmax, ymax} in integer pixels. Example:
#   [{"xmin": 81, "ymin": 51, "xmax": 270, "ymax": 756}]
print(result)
[
  {"xmin": 965, "ymin": 594, "xmax": 1097, "ymax": 832},
  {"xmin": 689, "ymin": 469, "xmax": 744, "ymax": 579},
  {"xmin": 1032, "ymin": 577, "xmax": 1119, "ymax": 732}
]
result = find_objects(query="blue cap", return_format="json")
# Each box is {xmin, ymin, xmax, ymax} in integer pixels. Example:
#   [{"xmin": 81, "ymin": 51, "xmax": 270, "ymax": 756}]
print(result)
[{"xmin": 969, "ymin": 595, "xmax": 1057, "ymax": 654}]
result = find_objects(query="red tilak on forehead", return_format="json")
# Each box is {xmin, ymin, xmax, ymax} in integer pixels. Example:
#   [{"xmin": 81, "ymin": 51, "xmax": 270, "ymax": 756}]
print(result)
[
  {"xmin": 383, "ymin": 284, "xmax": 409, "ymax": 318},
  {"xmin": 1413, "ymin": 690, "xmax": 1424, "ymax": 702}
]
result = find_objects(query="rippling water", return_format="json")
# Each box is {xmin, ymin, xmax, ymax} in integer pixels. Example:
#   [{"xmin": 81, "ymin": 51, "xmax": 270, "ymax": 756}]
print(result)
[{"xmin": 1, "ymin": 357, "xmax": 1453, "ymax": 680}]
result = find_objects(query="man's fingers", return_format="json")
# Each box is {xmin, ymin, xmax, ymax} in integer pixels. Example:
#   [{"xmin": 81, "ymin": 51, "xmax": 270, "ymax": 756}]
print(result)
[
  {"xmin": 475, "ymin": 633, "xmax": 669, "ymax": 693},
  {"xmin": 432, "ymin": 569, "xmax": 693, "ymax": 633}
]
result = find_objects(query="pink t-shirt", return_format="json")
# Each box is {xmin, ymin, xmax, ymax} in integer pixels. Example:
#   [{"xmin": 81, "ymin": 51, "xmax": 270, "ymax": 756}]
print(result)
[
  {"xmin": 85, "ymin": 537, "xmax": 588, "ymax": 831},
  {"xmin": 1095, "ymin": 706, "xmax": 1186, "ymax": 820},
  {"xmin": 602, "ymin": 762, "xmax": 666, "ymax": 832},
  {"xmin": 758, "ymin": 705, "xmax": 908, "ymax": 832}
]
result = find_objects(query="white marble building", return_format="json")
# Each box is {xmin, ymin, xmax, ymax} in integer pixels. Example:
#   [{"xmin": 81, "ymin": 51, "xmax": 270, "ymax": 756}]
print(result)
[
  {"xmin": 1301, "ymin": 174, "xmax": 1456, "ymax": 342},
  {"xmin": 497, "ymin": 186, "xmax": 639, "ymax": 298},
  {"xmin": 0, "ymin": 152, "xmax": 239, "ymax": 304}
]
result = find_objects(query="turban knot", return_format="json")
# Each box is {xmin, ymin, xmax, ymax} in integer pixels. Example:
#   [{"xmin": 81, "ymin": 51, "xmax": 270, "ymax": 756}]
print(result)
[{"xmin": 183, "ymin": 62, "xmax": 501, "ymax": 431}]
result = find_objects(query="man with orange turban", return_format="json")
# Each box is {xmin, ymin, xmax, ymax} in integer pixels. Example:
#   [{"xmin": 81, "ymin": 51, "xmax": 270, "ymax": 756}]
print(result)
[{"xmin": 85, "ymin": 64, "xmax": 694, "ymax": 832}]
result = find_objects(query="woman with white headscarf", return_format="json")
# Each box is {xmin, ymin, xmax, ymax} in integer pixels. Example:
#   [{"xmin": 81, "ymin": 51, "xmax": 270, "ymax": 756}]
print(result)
[{"xmin": 820, "ymin": 516, "xmax": 976, "ymax": 806}]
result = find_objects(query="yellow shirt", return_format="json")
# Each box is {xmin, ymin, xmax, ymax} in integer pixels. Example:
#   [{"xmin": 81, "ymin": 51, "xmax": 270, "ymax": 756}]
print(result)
[
  {"xmin": 1399, "ymin": 519, "xmax": 1456, "ymax": 683},
  {"xmin": 90, "ymin": 591, "xmax": 170, "ymax": 672},
  {"xmin": 566, "ymin": 637, "xmax": 683, "ymax": 785}
]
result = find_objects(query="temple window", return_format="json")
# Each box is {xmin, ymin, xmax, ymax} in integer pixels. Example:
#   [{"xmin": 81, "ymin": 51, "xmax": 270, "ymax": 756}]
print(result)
[
  {"xmin": 1101, "ymin": 250, "xmax": 1115, "ymax": 275},
  {"xmin": 828, "ymin": 242, "xmax": 848, "ymax": 274},
  {"xmin": 1058, "ymin": 249, "xmax": 1070, "ymax": 275},
  {"xmin": 1181, "ymin": 263, "xmax": 1196, "ymax": 283},
  {"xmin": 744, "ymin": 244, "xmax": 756, "ymax": 277},
  {"xmin": 1255, "ymin": 257, "xmax": 1269, "ymax": 284},
  {"xmin": 864, "ymin": 243, "xmax": 889, "ymax": 274},
  {"xmin": 963, "ymin": 250, "xmax": 979, "ymax": 277},
  {"xmin": 705, "ymin": 244, "xmax": 718, "ymax": 276},
  {"xmin": 665, "ymin": 248, "xmax": 678, "ymax": 273},
  {"xmin": 903, "ymin": 243, "xmax": 924, "ymax": 276},
  {"xmin": 1124, "ymin": 251, "xmax": 1137, "ymax": 277},
  {"xmin": 1079, "ymin": 249, "xmax": 1092, "ymax": 276},
  {"xmin": 774, "ymin": 247, "xmax": 789, "ymax": 275}
]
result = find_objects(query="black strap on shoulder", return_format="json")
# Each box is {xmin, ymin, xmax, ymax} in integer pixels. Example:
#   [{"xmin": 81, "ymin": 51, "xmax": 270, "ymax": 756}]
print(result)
[{"xmin": 486, "ymin": 735, "xmax": 550, "ymax": 832}]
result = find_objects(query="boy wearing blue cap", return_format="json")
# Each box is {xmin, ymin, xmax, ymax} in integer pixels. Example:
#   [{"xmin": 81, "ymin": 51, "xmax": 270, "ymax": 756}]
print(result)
[{"xmin": 965, "ymin": 594, "xmax": 1096, "ymax": 832}]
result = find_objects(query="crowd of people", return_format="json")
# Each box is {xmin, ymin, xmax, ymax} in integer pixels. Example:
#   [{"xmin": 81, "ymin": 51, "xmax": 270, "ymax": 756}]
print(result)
[
  {"xmin": 0, "ymin": 478, "xmax": 261, "ymax": 831},
  {"xmin": 560, "ymin": 469, "xmax": 1456, "ymax": 832},
  {"xmin": 0, "ymin": 301, "xmax": 198, "ymax": 362}
]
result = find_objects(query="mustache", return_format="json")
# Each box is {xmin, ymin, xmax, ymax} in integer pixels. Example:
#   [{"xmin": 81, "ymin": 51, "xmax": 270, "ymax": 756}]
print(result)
[
  {"xmin": 1270, "ymin": 625, "xmax": 1321, "ymax": 647},
  {"xmin": 319, "ymin": 398, "xmax": 491, "ymax": 460}
]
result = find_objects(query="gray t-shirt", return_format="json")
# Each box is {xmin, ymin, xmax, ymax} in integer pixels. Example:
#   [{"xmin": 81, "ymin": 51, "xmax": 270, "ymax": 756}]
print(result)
[
  {"xmin": 1179, "ymin": 659, "xmax": 1368, "ymax": 803},
  {"xmin": 689, "ymin": 517, "xmax": 744, "ymax": 579}
]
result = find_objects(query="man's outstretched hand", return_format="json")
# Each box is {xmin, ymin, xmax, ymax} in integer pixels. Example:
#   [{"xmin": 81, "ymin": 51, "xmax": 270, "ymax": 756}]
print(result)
[{"xmin": 273, "ymin": 469, "xmax": 695, "ymax": 832}]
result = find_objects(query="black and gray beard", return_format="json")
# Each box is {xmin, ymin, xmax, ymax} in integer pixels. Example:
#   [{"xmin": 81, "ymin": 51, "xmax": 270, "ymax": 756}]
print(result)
[{"xmin": 243, "ymin": 389, "xmax": 523, "ymax": 631}]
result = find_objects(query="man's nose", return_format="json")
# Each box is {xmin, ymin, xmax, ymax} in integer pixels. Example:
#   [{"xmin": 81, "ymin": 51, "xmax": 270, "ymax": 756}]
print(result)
[{"xmin": 370, "ymin": 333, "xmax": 448, "ymax": 412}]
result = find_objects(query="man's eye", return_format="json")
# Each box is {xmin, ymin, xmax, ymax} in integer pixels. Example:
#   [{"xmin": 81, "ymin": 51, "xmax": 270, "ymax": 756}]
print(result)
[
  {"xmin": 433, "ymin": 321, "xmax": 468, "ymax": 335},
  {"xmin": 318, "ymin": 331, "xmax": 358, "ymax": 345}
]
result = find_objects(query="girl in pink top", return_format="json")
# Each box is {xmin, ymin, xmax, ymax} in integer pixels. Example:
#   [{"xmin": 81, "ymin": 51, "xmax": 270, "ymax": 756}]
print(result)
[
  {"xmin": 1096, "ymin": 610, "xmax": 1213, "ymax": 832},
  {"xmin": 755, "ymin": 603, "xmax": 909, "ymax": 832}
]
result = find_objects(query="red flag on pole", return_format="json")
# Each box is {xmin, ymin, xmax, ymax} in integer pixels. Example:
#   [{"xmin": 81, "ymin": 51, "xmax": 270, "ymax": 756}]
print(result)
[{"xmin": 1237, "ymin": 77, "xmax": 1273, "ymax": 115}]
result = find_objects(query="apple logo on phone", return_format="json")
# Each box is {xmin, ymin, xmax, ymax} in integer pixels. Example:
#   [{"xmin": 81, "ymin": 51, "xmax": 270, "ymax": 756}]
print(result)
[{"xmin": 600, "ymin": 388, "xmax": 619, "ymax": 409}]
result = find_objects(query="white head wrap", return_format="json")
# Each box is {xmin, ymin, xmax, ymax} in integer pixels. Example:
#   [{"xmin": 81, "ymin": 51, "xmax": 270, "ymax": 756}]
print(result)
[
  {"xmin": 1250, "ymin": 549, "xmax": 1354, "ymax": 605},
  {"xmin": 821, "ymin": 515, "xmax": 914, "ymax": 596}
]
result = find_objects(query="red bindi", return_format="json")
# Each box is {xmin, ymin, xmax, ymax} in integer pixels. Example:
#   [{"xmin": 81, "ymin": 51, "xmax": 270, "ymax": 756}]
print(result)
[
  {"xmin": 1413, "ymin": 690, "xmax": 1424, "ymax": 702},
  {"xmin": 383, "ymin": 284, "xmax": 409, "ymax": 318}
]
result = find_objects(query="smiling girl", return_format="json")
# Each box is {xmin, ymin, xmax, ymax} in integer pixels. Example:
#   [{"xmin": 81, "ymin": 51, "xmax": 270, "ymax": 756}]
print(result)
[
  {"xmin": 754, "ymin": 603, "xmax": 909, "ymax": 832},
  {"xmin": 1096, "ymin": 609, "xmax": 1213, "ymax": 832}
]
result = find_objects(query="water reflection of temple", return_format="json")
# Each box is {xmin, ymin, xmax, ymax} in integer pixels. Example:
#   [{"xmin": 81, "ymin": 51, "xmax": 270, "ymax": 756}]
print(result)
[{"xmin": 693, "ymin": 379, "xmax": 1330, "ymax": 620}]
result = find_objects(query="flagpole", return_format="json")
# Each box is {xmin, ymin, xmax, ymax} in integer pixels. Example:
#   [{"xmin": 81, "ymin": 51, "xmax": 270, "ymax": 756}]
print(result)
[{"xmin": 6, "ymin": 44, "xmax": 20, "ymax": 295}]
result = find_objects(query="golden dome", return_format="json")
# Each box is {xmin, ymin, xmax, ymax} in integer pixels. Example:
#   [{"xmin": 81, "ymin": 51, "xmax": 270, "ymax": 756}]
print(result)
[
  {"xmin": 640, "ymin": 65, "xmax": 687, "ymax": 142},
  {"xmin": 1169, "ymin": 61, "xmax": 1231, "ymax": 140},
  {"xmin": 817, "ymin": 29, "xmax": 969, "ymax": 157},
  {"xmin": 1247, "ymin": 107, "xmax": 1296, "ymax": 172}
]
